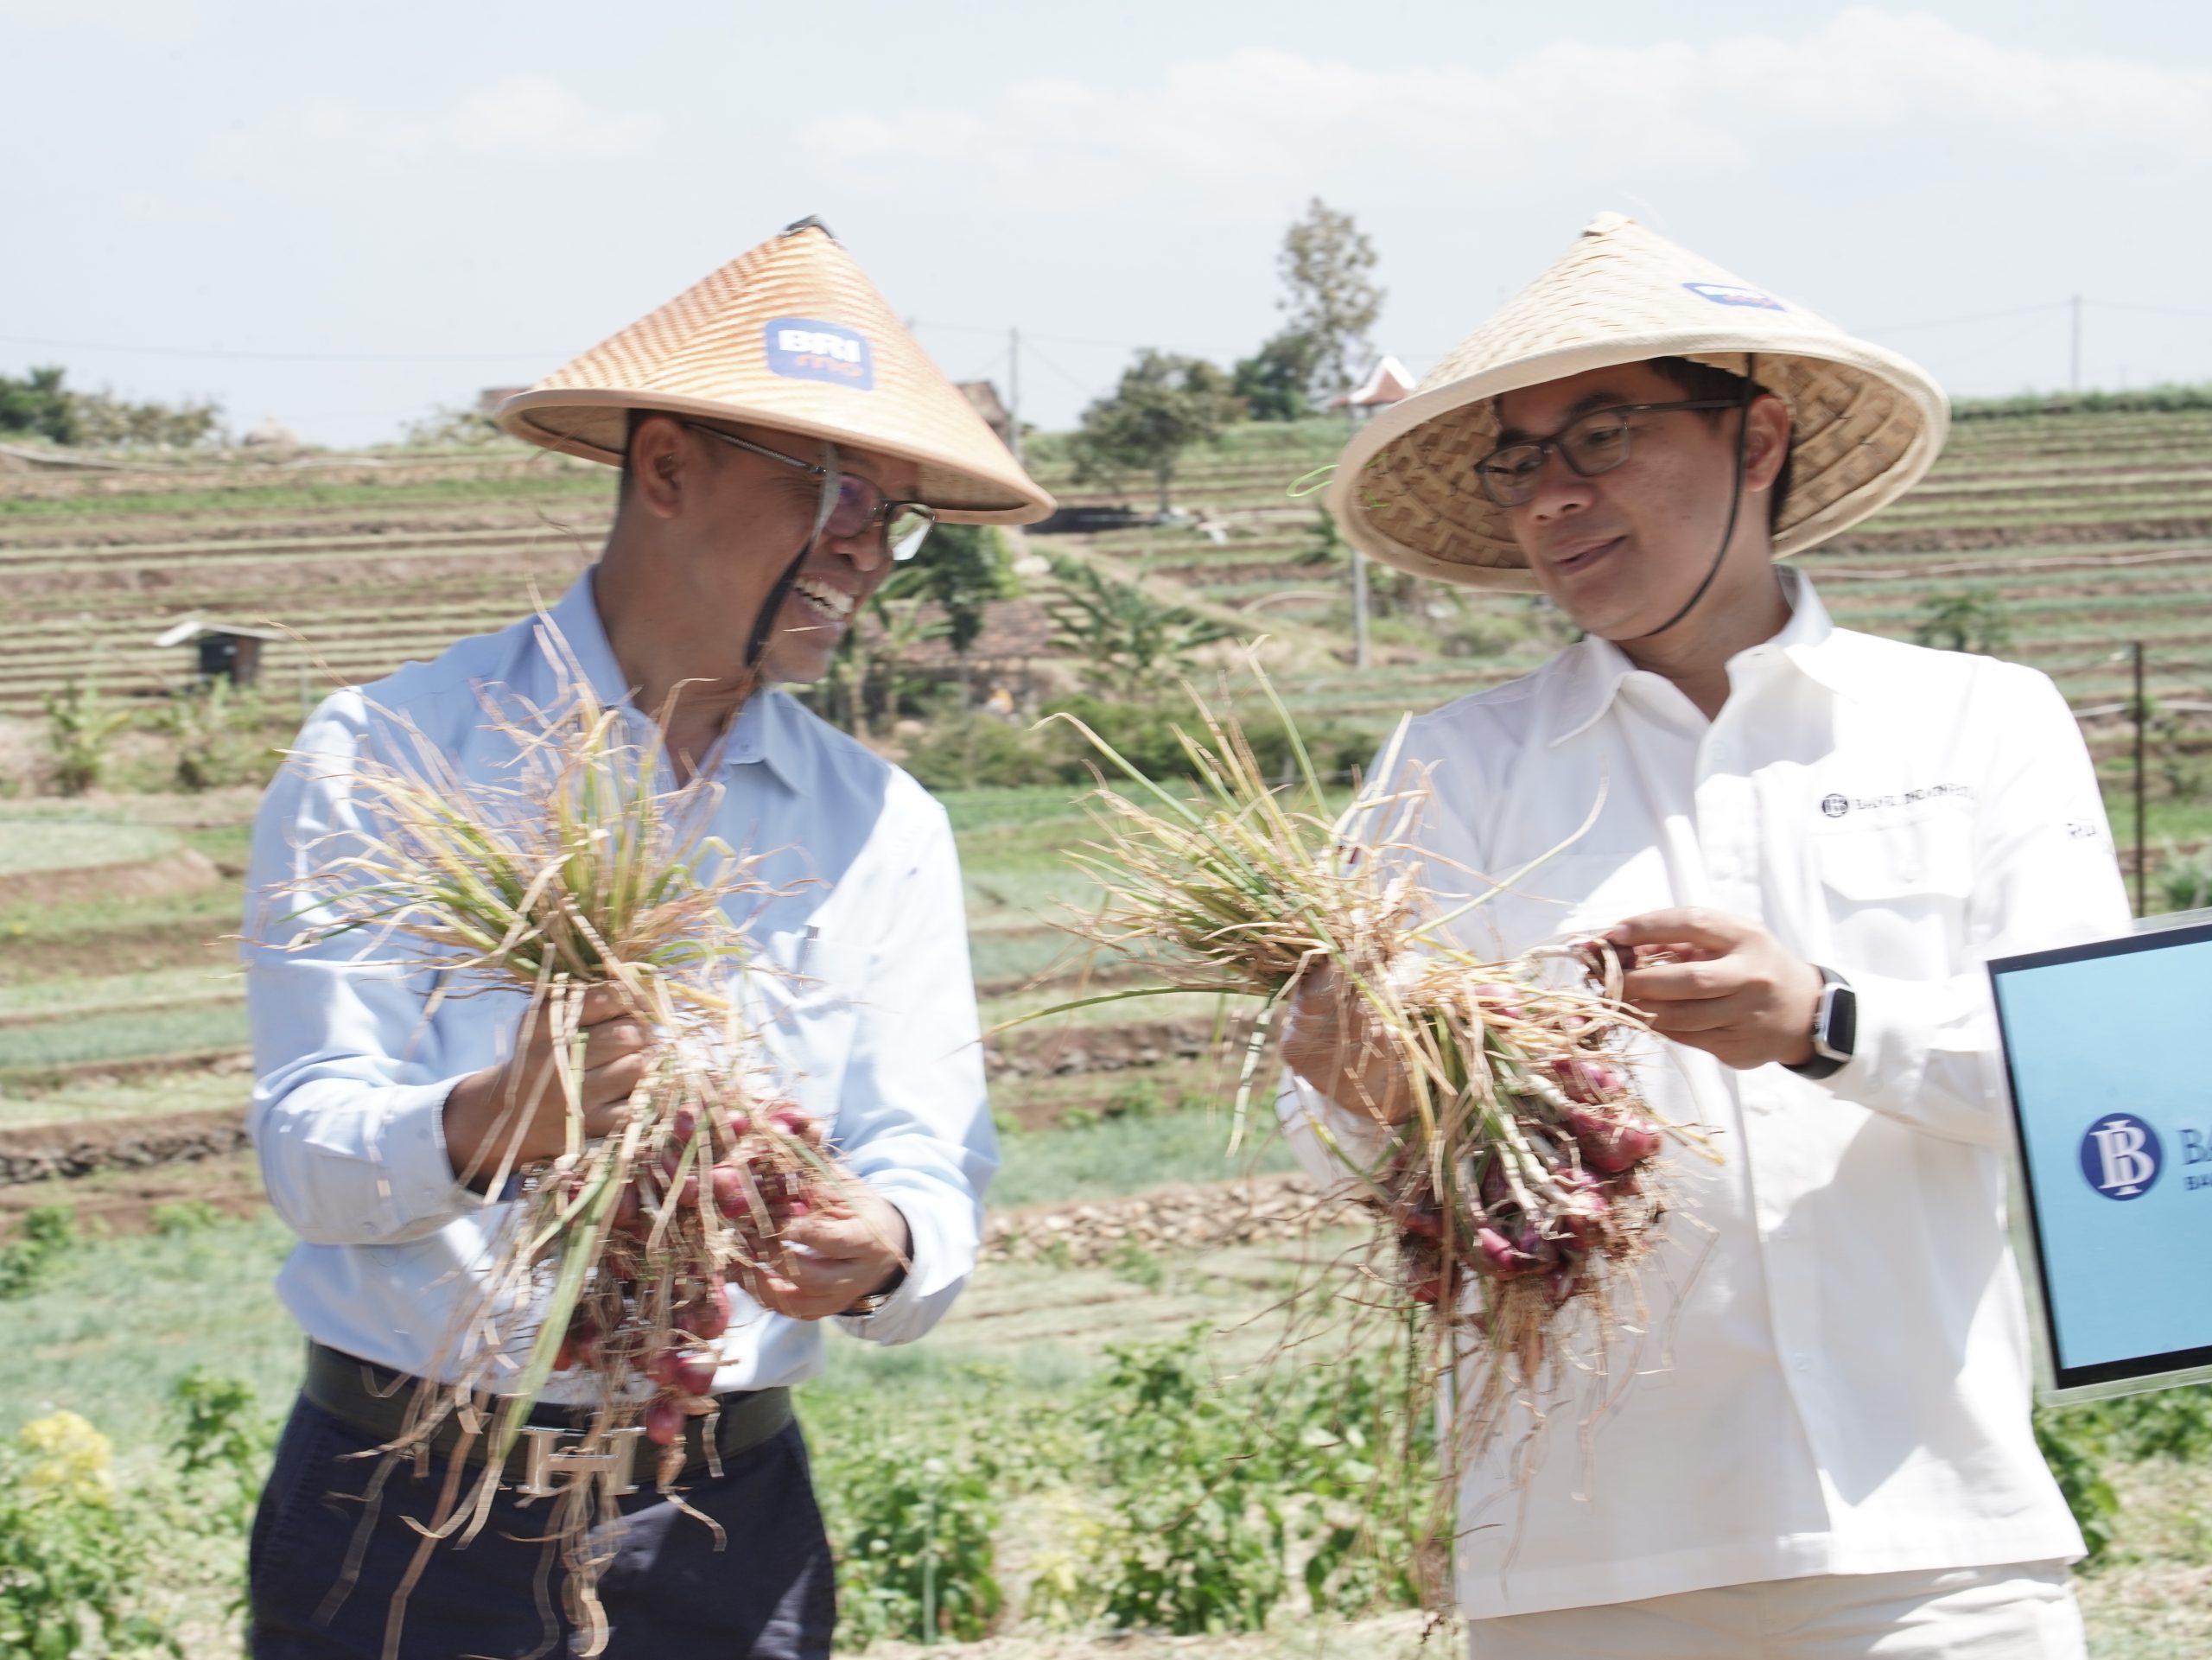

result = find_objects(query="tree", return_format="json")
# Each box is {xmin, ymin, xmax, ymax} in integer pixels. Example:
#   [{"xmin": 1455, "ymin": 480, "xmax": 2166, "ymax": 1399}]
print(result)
[
  {"xmin": 42, "ymin": 677, "xmax": 131, "ymax": 796},
  {"xmin": 1070, "ymin": 350, "xmax": 1237, "ymax": 514},
  {"xmin": 1913, "ymin": 591, "xmax": 2012, "ymax": 656},
  {"xmin": 1278, "ymin": 200, "xmax": 1384, "ymax": 405},
  {"xmin": 0, "ymin": 367, "xmax": 78, "ymax": 446},
  {"xmin": 887, "ymin": 522, "xmax": 1014, "ymax": 716},
  {"xmin": 1231, "ymin": 330, "xmax": 1321, "ymax": 423},
  {"xmin": 1043, "ymin": 556, "xmax": 1236, "ymax": 699},
  {"xmin": 0, "ymin": 365, "xmax": 222, "ymax": 450},
  {"xmin": 817, "ymin": 525, "xmax": 1014, "ymax": 739},
  {"xmin": 68, "ymin": 387, "xmax": 223, "ymax": 448}
]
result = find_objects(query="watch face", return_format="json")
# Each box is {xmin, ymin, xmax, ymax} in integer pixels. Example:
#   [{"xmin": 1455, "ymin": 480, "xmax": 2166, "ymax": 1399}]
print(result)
[{"xmin": 1819, "ymin": 982, "xmax": 1858, "ymax": 1062}]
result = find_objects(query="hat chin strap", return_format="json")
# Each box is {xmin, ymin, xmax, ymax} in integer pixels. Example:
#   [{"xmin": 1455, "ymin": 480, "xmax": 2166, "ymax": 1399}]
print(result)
[
  {"xmin": 1620, "ymin": 354, "xmax": 1756, "ymax": 644},
  {"xmin": 743, "ymin": 442, "xmax": 842, "ymax": 673}
]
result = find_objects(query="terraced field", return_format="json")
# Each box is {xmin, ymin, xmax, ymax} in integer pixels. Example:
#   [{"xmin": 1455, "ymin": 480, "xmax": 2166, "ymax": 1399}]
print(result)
[
  {"xmin": 6, "ymin": 407, "xmax": 2210, "ymax": 727},
  {"xmin": 2, "ymin": 402, "xmax": 2209, "ymax": 1168},
  {"xmin": 3, "ymin": 414, "xmax": 2210, "ymax": 1658}
]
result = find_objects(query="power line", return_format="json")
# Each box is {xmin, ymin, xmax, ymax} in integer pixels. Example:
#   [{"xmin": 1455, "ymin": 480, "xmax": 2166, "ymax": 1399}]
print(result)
[
  {"xmin": 0, "ymin": 332, "xmax": 555, "ymax": 365},
  {"xmin": 1019, "ymin": 340, "xmax": 1103, "ymax": 399},
  {"xmin": 2093, "ymin": 299, "xmax": 2212, "ymax": 321},
  {"xmin": 1859, "ymin": 301, "xmax": 2070, "ymax": 334}
]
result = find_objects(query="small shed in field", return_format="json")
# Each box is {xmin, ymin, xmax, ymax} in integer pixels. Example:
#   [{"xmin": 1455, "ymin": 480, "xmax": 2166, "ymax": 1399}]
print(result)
[{"xmin": 153, "ymin": 618, "xmax": 289, "ymax": 687}]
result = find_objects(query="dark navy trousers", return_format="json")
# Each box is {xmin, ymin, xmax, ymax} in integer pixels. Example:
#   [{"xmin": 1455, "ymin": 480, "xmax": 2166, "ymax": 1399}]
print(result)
[{"xmin": 247, "ymin": 1395, "xmax": 836, "ymax": 1658}]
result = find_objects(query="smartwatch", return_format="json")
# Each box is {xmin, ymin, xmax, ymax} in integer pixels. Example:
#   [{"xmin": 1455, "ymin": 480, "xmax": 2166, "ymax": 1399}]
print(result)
[{"xmin": 1784, "ymin": 965, "xmax": 1856, "ymax": 1080}]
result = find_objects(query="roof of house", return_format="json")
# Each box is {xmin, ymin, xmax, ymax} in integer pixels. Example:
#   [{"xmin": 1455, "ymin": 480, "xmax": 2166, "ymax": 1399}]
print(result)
[
  {"xmin": 1343, "ymin": 355, "xmax": 1417, "ymax": 408},
  {"xmin": 153, "ymin": 617, "xmax": 290, "ymax": 648}
]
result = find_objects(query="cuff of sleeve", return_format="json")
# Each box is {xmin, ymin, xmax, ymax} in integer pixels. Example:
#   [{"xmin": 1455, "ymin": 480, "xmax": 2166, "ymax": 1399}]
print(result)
[
  {"xmin": 1276, "ymin": 1070, "xmax": 1389, "ymax": 1188},
  {"xmin": 1813, "ymin": 970, "xmax": 2001, "ymax": 1147},
  {"xmin": 833, "ymin": 1185, "xmax": 963, "ymax": 1345},
  {"xmin": 378, "ymin": 1078, "xmax": 491, "ymax": 1232},
  {"xmin": 1815, "ymin": 971, "xmax": 1923, "ymax": 1104}
]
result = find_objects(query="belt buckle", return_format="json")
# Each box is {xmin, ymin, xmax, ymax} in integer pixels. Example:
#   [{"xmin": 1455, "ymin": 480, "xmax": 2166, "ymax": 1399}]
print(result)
[{"xmin": 515, "ymin": 1425, "xmax": 645, "ymax": 1500}]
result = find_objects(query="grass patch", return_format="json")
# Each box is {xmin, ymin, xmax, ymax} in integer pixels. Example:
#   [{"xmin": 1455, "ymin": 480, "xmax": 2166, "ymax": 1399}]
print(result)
[
  {"xmin": 0, "ymin": 1001, "xmax": 246, "ymax": 1072},
  {"xmin": 0, "ymin": 1065, "xmax": 251, "ymax": 1130},
  {"xmin": 988, "ymin": 1105, "xmax": 1295, "ymax": 1211},
  {"xmin": 0, "ymin": 1211, "xmax": 302, "ymax": 1448},
  {"xmin": 0, "ymin": 816, "xmax": 178, "ymax": 876},
  {"xmin": 0, "ymin": 966, "xmax": 238, "ymax": 1020},
  {"xmin": 0, "ymin": 469, "xmax": 611, "ymax": 522}
]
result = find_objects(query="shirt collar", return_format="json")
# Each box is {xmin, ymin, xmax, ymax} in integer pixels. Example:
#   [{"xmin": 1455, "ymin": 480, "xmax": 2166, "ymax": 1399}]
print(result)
[
  {"xmin": 1547, "ymin": 565, "xmax": 1851, "ymax": 747},
  {"xmin": 543, "ymin": 569, "xmax": 798, "ymax": 791}
]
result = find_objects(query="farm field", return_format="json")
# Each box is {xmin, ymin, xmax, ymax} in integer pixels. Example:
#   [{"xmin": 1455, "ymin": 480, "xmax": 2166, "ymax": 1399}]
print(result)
[{"xmin": 3, "ymin": 403, "xmax": 2211, "ymax": 1655}]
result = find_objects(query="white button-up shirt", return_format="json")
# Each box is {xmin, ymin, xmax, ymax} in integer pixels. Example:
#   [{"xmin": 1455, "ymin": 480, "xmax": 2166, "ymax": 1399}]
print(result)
[
  {"xmin": 1284, "ymin": 569, "xmax": 2127, "ymax": 1619},
  {"xmin": 243, "ymin": 572, "xmax": 994, "ymax": 1398}
]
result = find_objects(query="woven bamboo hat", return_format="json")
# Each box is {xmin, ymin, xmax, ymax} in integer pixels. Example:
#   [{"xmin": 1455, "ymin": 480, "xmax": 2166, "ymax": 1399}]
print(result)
[
  {"xmin": 497, "ymin": 219, "xmax": 1053, "ymax": 525},
  {"xmin": 1328, "ymin": 213, "xmax": 1948, "ymax": 591}
]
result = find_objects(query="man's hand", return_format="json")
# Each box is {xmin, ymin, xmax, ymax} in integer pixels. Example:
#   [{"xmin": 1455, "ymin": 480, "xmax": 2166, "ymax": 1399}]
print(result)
[
  {"xmin": 753, "ymin": 1185, "xmax": 912, "ymax": 1322},
  {"xmin": 1280, "ymin": 960, "xmax": 1414, "ymax": 1127},
  {"xmin": 442, "ymin": 985, "xmax": 652, "ymax": 1186},
  {"xmin": 1605, "ymin": 909, "xmax": 1824, "ymax": 1071}
]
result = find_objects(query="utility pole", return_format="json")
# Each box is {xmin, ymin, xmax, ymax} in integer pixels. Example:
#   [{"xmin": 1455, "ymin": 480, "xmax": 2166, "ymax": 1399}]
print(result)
[
  {"xmin": 1351, "ymin": 548, "xmax": 1371, "ymax": 670},
  {"xmin": 2070, "ymin": 295, "xmax": 2082, "ymax": 393},
  {"xmin": 2133, "ymin": 639, "xmax": 2148, "ymax": 917},
  {"xmin": 1007, "ymin": 327, "xmax": 1022, "ymax": 464}
]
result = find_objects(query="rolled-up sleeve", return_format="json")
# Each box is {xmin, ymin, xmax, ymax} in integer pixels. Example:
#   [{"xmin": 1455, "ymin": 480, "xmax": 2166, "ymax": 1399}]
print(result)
[
  {"xmin": 1839, "ymin": 667, "xmax": 2131, "ymax": 1145},
  {"xmin": 243, "ymin": 693, "xmax": 492, "ymax": 1245},
  {"xmin": 831, "ymin": 795, "xmax": 997, "ymax": 1345}
]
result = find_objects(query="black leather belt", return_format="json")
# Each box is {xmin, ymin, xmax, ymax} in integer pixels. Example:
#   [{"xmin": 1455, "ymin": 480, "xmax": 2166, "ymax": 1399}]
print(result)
[{"xmin": 302, "ymin": 1341, "xmax": 792, "ymax": 1491}]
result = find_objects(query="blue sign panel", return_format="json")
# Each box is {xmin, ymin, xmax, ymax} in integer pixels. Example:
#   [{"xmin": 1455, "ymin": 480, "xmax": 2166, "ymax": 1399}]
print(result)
[
  {"xmin": 1991, "ymin": 923, "xmax": 2212, "ymax": 1390},
  {"xmin": 763, "ymin": 317, "xmax": 874, "ymax": 390}
]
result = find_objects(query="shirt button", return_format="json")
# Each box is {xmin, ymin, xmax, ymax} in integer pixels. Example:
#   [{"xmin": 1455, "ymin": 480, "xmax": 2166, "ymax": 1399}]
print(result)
[{"xmin": 1792, "ymin": 1354, "xmax": 1813, "ymax": 1373}]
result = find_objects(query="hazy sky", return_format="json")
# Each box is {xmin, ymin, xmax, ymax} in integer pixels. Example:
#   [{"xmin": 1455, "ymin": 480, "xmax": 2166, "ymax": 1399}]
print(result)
[{"xmin": 5, "ymin": 1, "xmax": 2209, "ymax": 448}]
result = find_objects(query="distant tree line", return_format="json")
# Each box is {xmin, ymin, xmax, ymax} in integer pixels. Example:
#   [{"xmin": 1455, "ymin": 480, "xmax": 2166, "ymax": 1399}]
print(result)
[
  {"xmin": 0, "ymin": 365, "xmax": 225, "ymax": 449},
  {"xmin": 1953, "ymin": 383, "xmax": 2212, "ymax": 422}
]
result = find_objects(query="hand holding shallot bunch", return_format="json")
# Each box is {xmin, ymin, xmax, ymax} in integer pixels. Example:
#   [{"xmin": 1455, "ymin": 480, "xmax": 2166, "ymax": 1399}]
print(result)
[{"xmin": 1039, "ymin": 661, "xmax": 1697, "ymax": 1462}]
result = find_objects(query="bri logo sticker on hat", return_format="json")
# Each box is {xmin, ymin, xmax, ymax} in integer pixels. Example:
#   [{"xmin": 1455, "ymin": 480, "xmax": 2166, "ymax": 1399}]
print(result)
[
  {"xmin": 1682, "ymin": 283, "xmax": 1787, "ymax": 312},
  {"xmin": 765, "ymin": 318, "xmax": 875, "ymax": 390}
]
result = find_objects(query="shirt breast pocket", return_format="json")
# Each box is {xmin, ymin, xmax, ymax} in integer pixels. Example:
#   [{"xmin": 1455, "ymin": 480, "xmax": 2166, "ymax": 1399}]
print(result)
[
  {"xmin": 752, "ymin": 929, "xmax": 874, "ymax": 1110},
  {"xmin": 1811, "ymin": 817, "xmax": 1975, "ymax": 977}
]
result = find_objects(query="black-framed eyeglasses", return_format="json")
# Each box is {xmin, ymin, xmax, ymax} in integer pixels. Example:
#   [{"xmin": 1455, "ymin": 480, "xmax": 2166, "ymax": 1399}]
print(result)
[
  {"xmin": 683, "ymin": 421, "xmax": 938, "ymax": 562},
  {"xmin": 1472, "ymin": 400, "xmax": 1744, "ymax": 508}
]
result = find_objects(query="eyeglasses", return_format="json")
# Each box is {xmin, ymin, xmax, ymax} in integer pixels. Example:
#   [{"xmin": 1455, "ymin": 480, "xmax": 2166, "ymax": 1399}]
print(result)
[
  {"xmin": 1472, "ymin": 400, "xmax": 1745, "ymax": 508},
  {"xmin": 682, "ymin": 422, "xmax": 938, "ymax": 561}
]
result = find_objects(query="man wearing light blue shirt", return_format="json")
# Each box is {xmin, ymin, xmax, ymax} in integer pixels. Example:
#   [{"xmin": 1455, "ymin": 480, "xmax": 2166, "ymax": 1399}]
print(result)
[{"xmin": 242, "ymin": 219, "xmax": 1053, "ymax": 1658}]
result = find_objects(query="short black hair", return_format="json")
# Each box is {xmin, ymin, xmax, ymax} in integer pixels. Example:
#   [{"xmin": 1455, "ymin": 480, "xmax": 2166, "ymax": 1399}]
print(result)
[{"xmin": 1644, "ymin": 356, "xmax": 1792, "ymax": 533}]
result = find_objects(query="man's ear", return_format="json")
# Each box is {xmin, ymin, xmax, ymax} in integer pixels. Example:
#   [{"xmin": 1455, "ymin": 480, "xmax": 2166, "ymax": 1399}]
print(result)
[
  {"xmin": 626, "ymin": 414, "xmax": 693, "ymax": 521},
  {"xmin": 1744, "ymin": 393, "xmax": 1791, "ymax": 497}
]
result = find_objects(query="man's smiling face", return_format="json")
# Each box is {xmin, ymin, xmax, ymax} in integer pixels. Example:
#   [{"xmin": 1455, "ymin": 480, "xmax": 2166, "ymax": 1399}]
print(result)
[
  {"xmin": 639, "ymin": 417, "xmax": 920, "ymax": 686},
  {"xmin": 1490, "ymin": 361, "xmax": 1777, "ymax": 642}
]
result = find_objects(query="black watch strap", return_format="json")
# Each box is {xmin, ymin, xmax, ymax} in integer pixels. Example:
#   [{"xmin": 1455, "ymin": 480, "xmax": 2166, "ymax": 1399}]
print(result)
[{"xmin": 1784, "ymin": 965, "xmax": 1856, "ymax": 1081}]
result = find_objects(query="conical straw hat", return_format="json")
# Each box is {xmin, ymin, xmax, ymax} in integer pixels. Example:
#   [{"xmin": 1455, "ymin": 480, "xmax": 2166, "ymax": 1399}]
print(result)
[
  {"xmin": 498, "ymin": 219, "xmax": 1053, "ymax": 525},
  {"xmin": 1328, "ymin": 213, "xmax": 1948, "ymax": 591}
]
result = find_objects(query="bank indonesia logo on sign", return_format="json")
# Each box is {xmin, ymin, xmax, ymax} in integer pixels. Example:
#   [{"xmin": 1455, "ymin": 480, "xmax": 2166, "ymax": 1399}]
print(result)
[
  {"xmin": 2079, "ymin": 1113, "xmax": 2163, "ymax": 1200},
  {"xmin": 764, "ymin": 319, "xmax": 874, "ymax": 390}
]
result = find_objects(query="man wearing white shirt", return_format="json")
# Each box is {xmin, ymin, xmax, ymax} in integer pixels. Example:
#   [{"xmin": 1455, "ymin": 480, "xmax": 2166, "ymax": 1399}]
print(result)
[
  {"xmin": 1283, "ymin": 215, "xmax": 2124, "ymax": 1657},
  {"xmin": 243, "ymin": 220, "xmax": 1052, "ymax": 1658}
]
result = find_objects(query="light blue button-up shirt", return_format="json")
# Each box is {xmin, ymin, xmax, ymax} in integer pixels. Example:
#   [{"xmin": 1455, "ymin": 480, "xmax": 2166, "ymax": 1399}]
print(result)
[{"xmin": 242, "ymin": 571, "xmax": 995, "ymax": 1396}]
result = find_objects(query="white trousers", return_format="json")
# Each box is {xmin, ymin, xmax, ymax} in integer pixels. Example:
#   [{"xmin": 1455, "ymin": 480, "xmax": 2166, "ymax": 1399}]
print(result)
[{"xmin": 1466, "ymin": 1561, "xmax": 2086, "ymax": 1660}]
